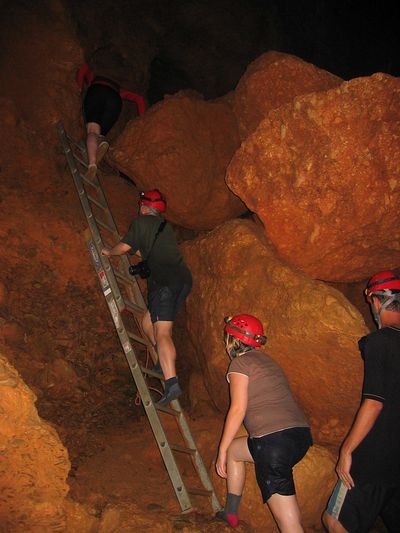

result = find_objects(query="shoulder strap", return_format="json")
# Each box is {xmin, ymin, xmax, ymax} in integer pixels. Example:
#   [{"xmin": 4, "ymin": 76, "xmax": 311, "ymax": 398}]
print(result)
[{"xmin": 146, "ymin": 220, "xmax": 166, "ymax": 260}]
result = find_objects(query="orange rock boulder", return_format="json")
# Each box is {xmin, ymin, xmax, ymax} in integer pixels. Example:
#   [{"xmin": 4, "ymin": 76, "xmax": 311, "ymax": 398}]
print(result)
[
  {"xmin": 227, "ymin": 73, "xmax": 400, "ymax": 282},
  {"xmin": 182, "ymin": 219, "xmax": 368, "ymax": 445},
  {"xmin": 109, "ymin": 92, "xmax": 246, "ymax": 230},
  {"xmin": 233, "ymin": 51, "xmax": 342, "ymax": 139},
  {"xmin": 0, "ymin": 353, "xmax": 70, "ymax": 531}
]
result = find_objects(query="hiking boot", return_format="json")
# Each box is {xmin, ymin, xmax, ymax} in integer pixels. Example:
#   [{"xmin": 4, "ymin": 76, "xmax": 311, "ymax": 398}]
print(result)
[
  {"xmin": 96, "ymin": 139, "xmax": 109, "ymax": 163},
  {"xmin": 156, "ymin": 383, "xmax": 182, "ymax": 406}
]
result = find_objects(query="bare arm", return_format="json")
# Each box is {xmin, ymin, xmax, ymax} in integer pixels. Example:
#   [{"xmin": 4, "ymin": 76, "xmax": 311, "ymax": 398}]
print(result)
[
  {"xmin": 216, "ymin": 373, "xmax": 248, "ymax": 478},
  {"xmin": 336, "ymin": 398, "xmax": 383, "ymax": 489},
  {"xmin": 101, "ymin": 242, "xmax": 132, "ymax": 257}
]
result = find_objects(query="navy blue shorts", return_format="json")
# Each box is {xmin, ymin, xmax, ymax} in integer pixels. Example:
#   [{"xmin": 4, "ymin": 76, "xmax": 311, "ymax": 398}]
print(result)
[
  {"xmin": 148, "ymin": 283, "xmax": 191, "ymax": 323},
  {"xmin": 247, "ymin": 427, "xmax": 312, "ymax": 503},
  {"xmin": 326, "ymin": 480, "xmax": 400, "ymax": 533},
  {"xmin": 83, "ymin": 84, "xmax": 122, "ymax": 135}
]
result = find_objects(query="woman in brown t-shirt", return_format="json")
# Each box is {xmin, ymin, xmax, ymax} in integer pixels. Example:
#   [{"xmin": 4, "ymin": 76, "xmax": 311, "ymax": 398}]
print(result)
[{"xmin": 215, "ymin": 314, "xmax": 312, "ymax": 531}]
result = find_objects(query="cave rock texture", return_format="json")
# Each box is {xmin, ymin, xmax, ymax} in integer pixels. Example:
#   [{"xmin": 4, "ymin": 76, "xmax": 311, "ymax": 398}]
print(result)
[
  {"xmin": 0, "ymin": 354, "xmax": 70, "ymax": 531},
  {"xmin": 182, "ymin": 219, "xmax": 368, "ymax": 444},
  {"xmin": 227, "ymin": 73, "xmax": 400, "ymax": 282},
  {"xmin": 109, "ymin": 92, "xmax": 246, "ymax": 230},
  {"xmin": 233, "ymin": 50, "xmax": 342, "ymax": 139},
  {"xmin": 212, "ymin": 443, "xmax": 336, "ymax": 531}
]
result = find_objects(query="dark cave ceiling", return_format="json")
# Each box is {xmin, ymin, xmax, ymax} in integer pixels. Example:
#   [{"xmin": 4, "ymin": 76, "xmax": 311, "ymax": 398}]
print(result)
[{"xmin": 63, "ymin": 0, "xmax": 400, "ymax": 103}]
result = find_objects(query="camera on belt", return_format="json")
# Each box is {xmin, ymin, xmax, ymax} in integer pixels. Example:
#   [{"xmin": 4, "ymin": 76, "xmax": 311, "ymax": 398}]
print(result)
[{"xmin": 129, "ymin": 260, "xmax": 151, "ymax": 279}]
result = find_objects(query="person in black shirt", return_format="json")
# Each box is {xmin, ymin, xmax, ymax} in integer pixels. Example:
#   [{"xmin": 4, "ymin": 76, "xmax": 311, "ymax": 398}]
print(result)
[
  {"xmin": 323, "ymin": 270, "xmax": 400, "ymax": 533},
  {"xmin": 101, "ymin": 189, "xmax": 192, "ymax": 405}
]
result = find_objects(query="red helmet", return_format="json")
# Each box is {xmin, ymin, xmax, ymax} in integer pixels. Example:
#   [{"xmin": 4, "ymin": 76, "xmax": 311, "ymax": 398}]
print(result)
[
  {"xmin": 224, "ymin": 314, "xmax": 267, "ymax": 348},
  {"xmin": 139, "ymin": 189, "xmax": 166, "ymax": 213},
  {"xmin": 365, "ymin": 270, "xmax": 400, "ymax": 298}
]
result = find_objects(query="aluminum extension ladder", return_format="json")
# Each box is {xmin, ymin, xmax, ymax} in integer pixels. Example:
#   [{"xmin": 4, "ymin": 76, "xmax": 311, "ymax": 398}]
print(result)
[{"xmin": 57, "ymin": 122, "xmax": 221, "ymax": 514}]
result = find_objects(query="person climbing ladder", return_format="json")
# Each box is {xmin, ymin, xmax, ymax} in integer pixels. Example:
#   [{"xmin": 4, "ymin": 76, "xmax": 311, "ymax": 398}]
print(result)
[{"xmin": 77, "ymin": 47, "xmax": 146, "ymax": 179}]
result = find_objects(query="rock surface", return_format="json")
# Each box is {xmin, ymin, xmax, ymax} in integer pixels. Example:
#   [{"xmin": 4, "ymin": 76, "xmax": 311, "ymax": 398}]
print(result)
[
  {"xmin": 109, "ymin": 92, "xmax": 246, "ymax": 230},
  {"xmin": 182, "ymin": 219, "xmax": 368, "ymax": 444},
  {"xmin": 227, "ymin": 73, "xmax": 400, "ymax": 282},
  {"xmin": 233, "ymin": 51, "xmax": 342, "ymax": 138},
  {"xmin": 0, "ymin": 353, "xmax": 70, "ymax": 532}
]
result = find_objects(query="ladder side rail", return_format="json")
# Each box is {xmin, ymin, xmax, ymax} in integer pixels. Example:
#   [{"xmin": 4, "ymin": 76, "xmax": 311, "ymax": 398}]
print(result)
[
  {"xmin": 87, "ymin": 236, "xmax": 193, "ymax": 512},
  {"xmin": 77, "ymin": 161, "xmax": 146, "ymax": 309},
  {"xmin": 58, "ymin": 123, "xmax": 144, "ymax": 314},
  {"xmin": 60, "ymin": 123, "xmax": 144, "ymax": 308},
  {"xmin": 175, "ymin": 409, "xmax": 222, "ymax": 512}
]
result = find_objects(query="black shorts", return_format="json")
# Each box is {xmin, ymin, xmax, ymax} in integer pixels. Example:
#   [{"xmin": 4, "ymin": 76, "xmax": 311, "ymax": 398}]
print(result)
[
  {"xmin": 326, "ymin": 480, "xmax": 400, "ymax": 533},
  {"xmin": 247, "ymin": 427, "xmax": 312, "ymax": 503},
  {"xmin": 83, "ymin": 84, "xmax": 122, "ymax": 135},
  {"xmin": 148, "ymin": 283, "xmax": 191, "ymax": 323}
]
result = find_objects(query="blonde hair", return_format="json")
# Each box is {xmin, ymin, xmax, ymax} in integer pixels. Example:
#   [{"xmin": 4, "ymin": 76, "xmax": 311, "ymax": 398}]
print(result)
[{"xmin": 225, "ymin": 333, "xmax": 251, "ymax": 358}]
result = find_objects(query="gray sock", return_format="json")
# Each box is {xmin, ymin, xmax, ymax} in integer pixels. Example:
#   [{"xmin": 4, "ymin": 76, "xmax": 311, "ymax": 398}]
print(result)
[
  {"xmin": 226, "ymin": 492, "xmax": 241, "ymax": 515},
  {"xmin": 165, "ymin": 376, "xmax": 178, "ymax": 392}
]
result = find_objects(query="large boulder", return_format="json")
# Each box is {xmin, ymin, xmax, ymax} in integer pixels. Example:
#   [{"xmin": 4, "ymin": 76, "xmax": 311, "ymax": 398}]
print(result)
[
  {"xmin": 182, "ymin": 219, "xmax": 368, "ymax": 445},
  {"xmin": 211, "ymin": 443, "xmax": 336, "ymax": 531},
  {"xmin": 233, "ymin": 51, "xmax": 342, "ymax": 139},
  {"xmin": 109, "ymin": 92, "xmax": 246, "ymax": 230},
  {"xmin": 227, "ymin": 73, "xmax": 400, "ymax": 282}
]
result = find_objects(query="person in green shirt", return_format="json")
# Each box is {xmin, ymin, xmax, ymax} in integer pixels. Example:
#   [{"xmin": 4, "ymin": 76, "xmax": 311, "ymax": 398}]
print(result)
[{"xmin": 101, "ymin": 189, "xmax": 192, "ymax": 405}]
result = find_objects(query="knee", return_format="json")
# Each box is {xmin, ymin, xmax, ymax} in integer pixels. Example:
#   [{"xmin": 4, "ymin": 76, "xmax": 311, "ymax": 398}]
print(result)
[
  {"xmin": 322, "ymin": 511, "xmax": 341, "ymax": 532},
  {"xmin": 275, "ymin": 507, "xmax": 301, "ymax": 529},
  {"xmin": 155, "ymin": 329, "xmax": 173, "ymax": 344}
]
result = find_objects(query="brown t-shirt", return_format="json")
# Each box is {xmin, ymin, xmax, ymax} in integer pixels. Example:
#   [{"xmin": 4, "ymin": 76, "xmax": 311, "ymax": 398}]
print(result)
[{"xmin": 227, "ymin": 350, "xmax": 309, "ymax": 437}]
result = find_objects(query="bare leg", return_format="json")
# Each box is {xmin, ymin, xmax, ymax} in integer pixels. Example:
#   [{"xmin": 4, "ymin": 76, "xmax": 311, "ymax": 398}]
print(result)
[
  {"xmin": 142, "ymin": 310, "xmax": 156, "ymax": 346},
  {"xmin": 267, "ymin": 493, "xmax": 304, "ymax": 533},
  {"xmin": 226, "ymin": 437, "xmax": 254, "ymax": 495},
  {"xmin": 153, "ymin": 320, "xmax": 175, "ymax": 380},
  {"xmin": 216, "ymin": 437, "xmax": 254, "ymax": 527},
  {"xmin": 86, "ymin": 122, "xmax": 101, "ymax": 166},
  {"xmin": 322, "ymin": 511, "xmax": 348, "ymax": 533}
]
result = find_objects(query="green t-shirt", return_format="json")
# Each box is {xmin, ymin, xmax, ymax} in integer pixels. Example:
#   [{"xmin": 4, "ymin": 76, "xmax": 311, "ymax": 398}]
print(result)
[{"xmin": 121, "ymin": 214, "xmax": 192, "ymax": 291}]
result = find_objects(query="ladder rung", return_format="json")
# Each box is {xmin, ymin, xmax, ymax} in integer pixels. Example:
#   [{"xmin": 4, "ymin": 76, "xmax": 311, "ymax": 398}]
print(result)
[
  {"xmin": 124, "ymin": 300, "xmax": 146, "ymax": 315},
  {"xmin": 141, "ymin": 366, "xmax": 163, "ymax": 379},
  {"xmin": 74, "ymin": 154, "xmax": 89, "ymax": 168},
  {"xmin": 96, "ymin": 217, "xmax": 115, "ymax": 233},
  {"xmin": 127, "ymin": 331, "xmax": 148, "ymax": 346},
  {"xmin": 82, "ymin": 175, "xmax": 99, "ymax": 188},
  {"xmin": 155, "ymin": 403, "xmax": 180, "ymax": 416},
  {"xmin": 66, "ymin": 134, "xmax": 85, "ymax": 152},
  {"xmin": 170, "ymin": 443, "xmax": 196, "ymax": 456},
  {"xmin": 115, "ymin": 271, "xmax": 134, "ymax": 285},
  {"xmin": 87, "ymin": 194, "xmax": 107, "ymax": 210},
  {"xmin": 187, "ymin": 487, "xmax": 213, "ymax": 497}
]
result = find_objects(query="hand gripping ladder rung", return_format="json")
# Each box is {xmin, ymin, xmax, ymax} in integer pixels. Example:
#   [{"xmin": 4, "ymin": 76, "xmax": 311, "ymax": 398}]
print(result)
[{"xmin": 57, "ymin": 122, "xmax": 221, "ymax": 514}]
